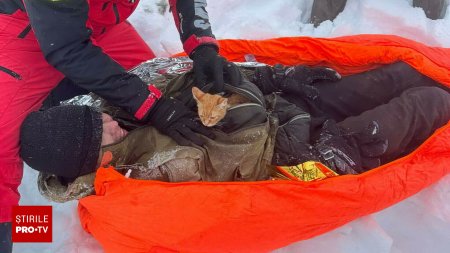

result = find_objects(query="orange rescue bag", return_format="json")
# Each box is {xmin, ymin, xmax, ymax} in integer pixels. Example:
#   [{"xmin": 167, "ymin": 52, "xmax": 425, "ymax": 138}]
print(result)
[{"xmin": 79, "ymin": 35, "xmax": 450, "ymax": 253}]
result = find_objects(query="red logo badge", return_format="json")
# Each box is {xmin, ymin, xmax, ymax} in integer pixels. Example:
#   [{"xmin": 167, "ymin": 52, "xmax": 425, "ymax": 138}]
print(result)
[{"xmin": 12, "ymin": 206, "xmax": 52, "ymax": 242}]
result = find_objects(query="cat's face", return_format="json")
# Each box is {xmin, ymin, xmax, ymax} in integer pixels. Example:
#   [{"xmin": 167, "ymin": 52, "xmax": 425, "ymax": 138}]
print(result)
[{"xmin": 192, "ymin": 86, "xmax": 229, "ymax": 127}]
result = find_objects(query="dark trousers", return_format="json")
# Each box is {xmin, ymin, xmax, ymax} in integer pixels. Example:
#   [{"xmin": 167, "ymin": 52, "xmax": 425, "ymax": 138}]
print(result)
[
  {"xmin": 310, "ymin": 0, "xmax": 347, "ymax": 27},
  {"xmin": 315, "ymin": 62, "xmax": 450, "ymax": 164},
  {"xmin": 311, "ymin": 0, "xmax": 447, "ymax": 27},
  {"xmin": 413, "ymin": 0, "xmax": 447, "ymax": 20},
  {"xmin": 0, "ymin": 222, "xmax": 12, "ymax": 253}
]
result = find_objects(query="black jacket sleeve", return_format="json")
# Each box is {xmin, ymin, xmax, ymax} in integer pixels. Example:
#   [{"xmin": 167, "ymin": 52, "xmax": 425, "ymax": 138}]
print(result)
[
  {"xmin": 169, "ymin": 0, "xmax": 218, "ymax": 55},
  {"xmin": 23, "ymin": 0, "xmax": 150, "ymax": 116}
]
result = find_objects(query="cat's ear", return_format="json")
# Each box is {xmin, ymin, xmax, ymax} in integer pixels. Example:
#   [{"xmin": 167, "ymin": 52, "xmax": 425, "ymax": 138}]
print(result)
[
  {"xmin": 218, "ymin": 97, "xmax": 229, "ymax": 109},
  {"xmin": 192, "ymin": 86, "xmax": 205, "ymax": 102}
]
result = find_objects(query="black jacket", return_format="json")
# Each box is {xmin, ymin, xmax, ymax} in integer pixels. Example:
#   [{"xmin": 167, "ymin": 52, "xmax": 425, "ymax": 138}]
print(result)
[{"xmin": 1, "ymin": 0, "xmax": 215, "ymax": 118}]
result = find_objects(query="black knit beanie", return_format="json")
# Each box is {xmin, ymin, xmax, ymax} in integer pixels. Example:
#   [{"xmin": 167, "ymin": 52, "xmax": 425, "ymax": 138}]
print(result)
[{"xmin": 20, "ymin": 105, "xmax": 103, "ymax": 180}]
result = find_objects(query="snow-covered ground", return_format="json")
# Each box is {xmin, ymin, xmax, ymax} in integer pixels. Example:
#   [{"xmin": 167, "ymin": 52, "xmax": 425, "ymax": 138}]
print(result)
[{"xmin": 16, "ymin": 0, "xmax": 450, "ymax": 252}]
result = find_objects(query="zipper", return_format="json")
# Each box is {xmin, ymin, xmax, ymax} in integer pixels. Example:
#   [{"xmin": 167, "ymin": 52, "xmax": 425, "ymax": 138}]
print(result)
[
  {"xmin": 227, "ymin": 103, "xmax": 264, "ymax": 111},
  {"xmin": 280, "ymin": 114, "xmax": 310, "ymax": 127},
  {"xmin": 225, "ymin": 84, "xmax": 264, "ymax": 106},
  {"xmin": 17, "ymin": 24, "xmax": 32, "ymax": 39},
  {"xmin": 112, "ymin": 3, "xmax": 120, "ymax": 24},
  {"xmin": 0, "ymin": 66, "xmax": 21, "ymax": 80}
]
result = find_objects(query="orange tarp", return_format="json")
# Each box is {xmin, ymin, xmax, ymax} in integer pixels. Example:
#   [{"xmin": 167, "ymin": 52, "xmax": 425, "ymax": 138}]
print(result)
[{"xmin": 78, "ymin": 35, "xmax": 450, "ymax": 253}]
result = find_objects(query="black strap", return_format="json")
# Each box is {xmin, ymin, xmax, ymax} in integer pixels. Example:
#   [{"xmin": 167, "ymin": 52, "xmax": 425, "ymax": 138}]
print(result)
[{"xmin": 18, "ymin": 24, "xmax": 31, "ymax": 38}]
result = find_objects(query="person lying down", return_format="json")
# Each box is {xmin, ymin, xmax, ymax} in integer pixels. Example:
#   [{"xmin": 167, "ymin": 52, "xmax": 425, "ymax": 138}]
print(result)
[{"xmin": 19, "ymin": 61, "xmax": 450, "ymax": 202}]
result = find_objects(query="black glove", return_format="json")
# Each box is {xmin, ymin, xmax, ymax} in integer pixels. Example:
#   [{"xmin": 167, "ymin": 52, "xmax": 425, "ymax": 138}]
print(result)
[
  {"xmin": 351, "ymin": 121, "xmax": 388, "ymax": 158},
  {"xmin": 343, "ymin": 120, "xmax": 389, "ymax": 170},
  {"xmin": 147, "ymin": 97, "xmax": 215, "ymax": 146},
  {"xmin": 277, "ymin": 64, "xmax": 341, "ymax": 85},
  {"xmin": 191, "ymin": 45, "xmax": 242, "ymax": 93},
  {"xmin": 253, "ymin": 64, "xmax": 341, "ymax": 99},
  {"xmin": 277, "ymin": 64, "xmax": 341, "ymax": 99},
  {"xmin": 314, "ymin": 120, "xmax": 362, "ymax": 175}
]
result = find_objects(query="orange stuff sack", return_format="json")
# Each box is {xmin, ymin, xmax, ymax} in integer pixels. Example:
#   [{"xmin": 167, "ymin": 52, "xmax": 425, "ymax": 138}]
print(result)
[{"xmin": 78, "ymin": 35, "xmax": 450, "ymax": 253}]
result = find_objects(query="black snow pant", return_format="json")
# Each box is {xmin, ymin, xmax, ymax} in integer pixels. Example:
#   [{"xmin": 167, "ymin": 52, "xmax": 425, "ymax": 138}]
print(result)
[
  {"xmin": 0, "ymin": 222, "xmax": 12, "ymax": 253},
  {"xmin": 311, "ymin": 62, "xmax": 450, "ymax": 165},
  {"xmin": 310, "ymin": 0, "xmax": 447, "ymax": 27},
  {"xmin": 310, "ymin": 0, "xmax": 346, "ymax": 27},
  {"xmin": 413, "ymin": 0, "xmax": 447, "ymax": 20}
]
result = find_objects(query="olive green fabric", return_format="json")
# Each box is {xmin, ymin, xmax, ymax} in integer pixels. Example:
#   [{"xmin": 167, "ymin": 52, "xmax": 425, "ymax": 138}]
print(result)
[
  {"xmin": 102, "ymin": 122, "xmax": 273, "ymax": 182},
  {"xmin": 38, "ymin": 70, "xmax": 277, "ymax": 202},
  {"xmin": 102, "ymin": 126, "xmax": 204, "ymax": 182},
  {"xmin": 103, "ymin": 69, "xmax": 274, "ymax": 182},
  {"xmin": 37, "ymin": 172, "xmax": 96, "ymax": 203}
]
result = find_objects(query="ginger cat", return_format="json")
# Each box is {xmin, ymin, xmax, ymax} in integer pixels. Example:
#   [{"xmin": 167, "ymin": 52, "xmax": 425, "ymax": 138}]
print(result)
[{"xmin": 192, "ymin": 86, "xmax": 248, "ymax": 127}]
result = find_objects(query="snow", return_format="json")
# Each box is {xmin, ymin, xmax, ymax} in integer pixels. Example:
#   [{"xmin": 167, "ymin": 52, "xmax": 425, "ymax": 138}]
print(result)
[{"xmin": 16, "ymin": 0, "xmax": 450, "ymax": 252}]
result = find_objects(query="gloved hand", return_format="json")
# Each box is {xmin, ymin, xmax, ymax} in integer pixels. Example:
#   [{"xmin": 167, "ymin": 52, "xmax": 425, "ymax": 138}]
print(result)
[
  {"xmin": 277, "ymin": 64, "xmax": 341, "ymax": 85},
  {"xmin": 191, "ymin": 45, "xmax": 242, "ymax": 93},
  {"xmin": 351, "ymin": 121, "xmax": 388, "ymax": 158},
  {"xmin": 253, "ymin": 64, "xmax": 341, "ymax": 99},
  {"xmin": 147, "ymin": 97, "xmax": 215, "ymax": 146},
  {"xmin": 343, "ymin": 120, "xmax": 389, "ymax": 170},
  {"xmin": 314, "ymin": 120, "xmax": 361, "ymax": 175},
  {"xmin": 276, "ymin": 64, "xmax": 341, "ymax": 99}
]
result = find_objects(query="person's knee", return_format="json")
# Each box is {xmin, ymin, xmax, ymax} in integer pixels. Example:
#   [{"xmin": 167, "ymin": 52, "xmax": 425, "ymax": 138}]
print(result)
[
  {"xmin": 408, "ymin": 86, "xmax": 450, "ymax": 102},
  {"xmin": 424, "ymin": 85, "xmax": 450, "ymax": 95},
  {"xmin": 390, "ymin": 61, "xmax": 413, "ymax": 71},
  {"xmin": 423, "ymin": 86, "xmax": 450, "ymax": 111},
  {"xmin": 402, "ymin": 86, "xmax": 450, "ymax": 121},
  {"xmin": 383, "ymin": 61, "xmax": 418, "ymax": 77}
]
